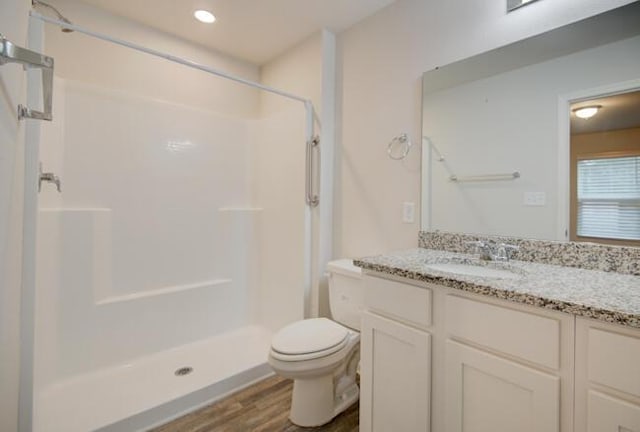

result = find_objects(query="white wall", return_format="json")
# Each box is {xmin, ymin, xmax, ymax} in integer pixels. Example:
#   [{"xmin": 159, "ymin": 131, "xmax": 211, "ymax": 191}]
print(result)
[
  {"xmin": 0, "ymin": 1, "xmax": 31, "ymax": 430},
  {"xmin": 260, "ymin": 33, "xmax": 323, "ymax": 114},
  {"xmin": 424, "ymin": 35, "xmax": 640, "ymax": 240},
  {"xmin": 336, "ymin": 0, "xmax": 637, "ymax": 257}
]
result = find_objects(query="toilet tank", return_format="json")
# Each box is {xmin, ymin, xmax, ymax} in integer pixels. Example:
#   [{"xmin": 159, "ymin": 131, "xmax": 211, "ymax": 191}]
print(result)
[{"xmin": 327, "ymin": 259, "xmax": 364, "ymax": 331}]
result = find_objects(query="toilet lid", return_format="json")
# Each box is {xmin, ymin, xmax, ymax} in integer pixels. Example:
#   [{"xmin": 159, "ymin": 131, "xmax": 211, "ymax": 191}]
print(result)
[{"xmin": 271, "ymin": 318, "xmax": 349, "ymax": 356}]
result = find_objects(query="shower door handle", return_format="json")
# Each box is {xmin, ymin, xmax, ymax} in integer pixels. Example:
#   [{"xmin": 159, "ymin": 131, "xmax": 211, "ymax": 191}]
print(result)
[
  {"xmin": 0, "ymin": 34, "xmax": 54, "ymax": 121},
  {"xmin": 306, "ymin": 135, "xmax": 319, "ymax": 207}
]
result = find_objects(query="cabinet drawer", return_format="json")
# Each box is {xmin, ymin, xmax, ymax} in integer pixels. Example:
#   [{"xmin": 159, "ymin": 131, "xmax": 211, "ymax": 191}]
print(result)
[
  {"xmin": 446, "ymin": 295, "xmax": 560, "ymax": 369},
  {"xmin": 364, "ymin": 275, "xmax": 431, "ymax": 328},
  {"xmin": 588, "ymin": 328, "xmax": 640, "ymax": 398}
]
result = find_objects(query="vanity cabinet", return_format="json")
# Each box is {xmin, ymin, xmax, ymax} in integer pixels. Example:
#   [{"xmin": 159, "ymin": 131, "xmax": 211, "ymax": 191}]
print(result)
[
  {"xmin": 575, "ymin": 318, "xmax": 640, "ymax": 431},
  {"xmin": 360, "ymin": 274, "xmax": 575, "ymax": 432},
  {"xmin": 444, "ymin": 295, "xmax": 564, "ymax": 432},
  {"xmin": 360, "ymin": 312, "xmax": 431, "ymax": 432},
  {"xmin": 360, "ymin": 276, "xmax": 432, "ymax": 432}
]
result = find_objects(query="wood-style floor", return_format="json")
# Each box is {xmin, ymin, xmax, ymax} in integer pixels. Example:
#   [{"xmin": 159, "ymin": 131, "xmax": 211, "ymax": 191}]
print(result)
[{"xmin": 149, "ymin": 375, "xmax": 359, "ymax": 432}]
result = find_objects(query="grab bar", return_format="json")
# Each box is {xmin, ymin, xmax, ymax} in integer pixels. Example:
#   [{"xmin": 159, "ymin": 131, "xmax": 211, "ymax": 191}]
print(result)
[
  {"xmin": 450, "ymin": 171, "xmax": 521, "ymax": 182},
  {"xmin": 0, "ymin": 33, "xmax": 54, "ymax": 121},
  {"xmin": 305, "ymin": 135, "xmax": 320, "ymax": 207}
]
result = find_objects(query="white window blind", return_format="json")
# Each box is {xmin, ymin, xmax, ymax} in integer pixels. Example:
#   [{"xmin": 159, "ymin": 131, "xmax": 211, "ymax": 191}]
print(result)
[{"xmin": 577, "ymin": 156, "xmax": 640, "ymax": 241}]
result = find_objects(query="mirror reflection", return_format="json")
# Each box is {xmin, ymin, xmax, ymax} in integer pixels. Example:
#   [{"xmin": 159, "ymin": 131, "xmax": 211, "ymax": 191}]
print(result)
[
  {"xmin": 570, "ymin": 91, "xmax": 640, "ymax": 246},
  {"xmin": 421, "ymin": 3, "xmax": 640, "ymax": 242}
]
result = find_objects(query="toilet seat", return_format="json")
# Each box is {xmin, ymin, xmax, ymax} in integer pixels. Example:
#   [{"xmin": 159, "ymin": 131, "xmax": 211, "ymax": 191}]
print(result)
[{"xmin": 271, "ymin": 318, "xmax": 350, "ymax": 362}]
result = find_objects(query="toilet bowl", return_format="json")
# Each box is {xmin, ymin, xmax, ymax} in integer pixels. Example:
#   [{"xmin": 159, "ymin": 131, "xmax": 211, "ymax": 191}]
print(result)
[{"xmin": 268, "ymin": 259, "xmax": 363, "ymax": 427}]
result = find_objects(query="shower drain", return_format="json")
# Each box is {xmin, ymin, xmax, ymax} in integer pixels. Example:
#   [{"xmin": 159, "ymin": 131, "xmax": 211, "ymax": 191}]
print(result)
[{"xmin": 174, "ymin": 366, "xmax": 194, "ymax": 377}]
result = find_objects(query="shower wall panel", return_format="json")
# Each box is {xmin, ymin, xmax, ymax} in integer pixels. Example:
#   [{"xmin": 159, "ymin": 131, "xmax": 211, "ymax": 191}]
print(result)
[
  {"xmin": 248, "ymin": 106, "xmax": 307, "ymax": 332},
  {"xmin": 36, "ymin": 80, "xmax": 257, "ymax": 384}
]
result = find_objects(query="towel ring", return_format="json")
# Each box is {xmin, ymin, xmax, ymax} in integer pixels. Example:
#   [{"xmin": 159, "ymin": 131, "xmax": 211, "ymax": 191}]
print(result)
[{"xmin": 387, "ymin": 133, "xmax": 412, "ymax": 160}]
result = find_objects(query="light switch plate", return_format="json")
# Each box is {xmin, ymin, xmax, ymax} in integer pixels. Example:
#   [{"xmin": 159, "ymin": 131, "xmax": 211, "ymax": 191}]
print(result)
[
  {"xmin": 403, "ymin": 202, "xmax": 416, "ymax": 223},
  {"xmin": 523, "ymin": 191, "xmax": 546, "ymax": 206}
]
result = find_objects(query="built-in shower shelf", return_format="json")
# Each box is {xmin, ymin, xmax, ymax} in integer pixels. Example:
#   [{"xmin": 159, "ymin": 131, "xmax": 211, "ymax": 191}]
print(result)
[
  {"xmin": 96, "ymin": 279, "xmax": 233, "ymax": 306},
  {"xmin": 218, "ymin": 207, "xmax": 264, "ymax": 212}
]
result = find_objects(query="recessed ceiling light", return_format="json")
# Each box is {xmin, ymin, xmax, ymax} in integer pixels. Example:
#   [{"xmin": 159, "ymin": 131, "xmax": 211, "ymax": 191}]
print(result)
[
  {"xmin": 194, "ymin": 10, "xmax": 216, "ymax": 24},
  {"xmin": 573, "ymin": 105, "xmax": 601, "ymax": 119}
]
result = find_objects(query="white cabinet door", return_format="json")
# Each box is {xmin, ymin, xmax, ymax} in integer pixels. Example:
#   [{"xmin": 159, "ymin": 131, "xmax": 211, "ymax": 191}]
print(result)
[
  {"xmin": 588, "ymin": 391, "xmax": 640, "ymax": 432},
  {"xmin": 576, "ymin": 319, "xmax": 640, "ymax": 432},
  {"xmin": 445, "ymin": 340, "xmax": 559, "ymax": 432},
  {"xmin": 360, "ymin": 311, "xmax": 431, "ymax": 432}
]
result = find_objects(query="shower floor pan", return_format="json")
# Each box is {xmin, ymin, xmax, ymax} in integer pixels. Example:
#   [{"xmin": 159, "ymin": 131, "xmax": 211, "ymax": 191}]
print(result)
[{"xmin": 35, "ymin": 325, "xmax": 274, "ymax": 432}]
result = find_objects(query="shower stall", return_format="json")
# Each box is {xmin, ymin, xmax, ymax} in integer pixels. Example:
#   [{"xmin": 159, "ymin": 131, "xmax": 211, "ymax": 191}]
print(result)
[{"xmin": 7, "ymin": 2, "xmax": 329, "ymax": 430}]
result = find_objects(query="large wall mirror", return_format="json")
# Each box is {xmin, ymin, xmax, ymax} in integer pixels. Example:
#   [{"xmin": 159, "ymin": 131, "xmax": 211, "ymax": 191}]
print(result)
[{"xmin": 421, "ymin": 2, "xmax": 640, "ymax": 243}]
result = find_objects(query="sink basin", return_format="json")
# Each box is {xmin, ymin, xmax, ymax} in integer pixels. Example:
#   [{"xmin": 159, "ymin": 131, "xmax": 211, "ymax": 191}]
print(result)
[{"xmin": 424, "ymin": 258, "xmax": 524, "ymax": 280}]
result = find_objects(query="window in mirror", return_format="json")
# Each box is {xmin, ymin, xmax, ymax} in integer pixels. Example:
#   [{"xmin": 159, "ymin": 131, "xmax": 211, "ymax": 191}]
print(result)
[
  {"xmin": 576, "ymin": 156, "xmax": 640, "ymax": 241},
  {"xmin": 570, "ymin": 90, "xmax": 640, "ymax": 246}
]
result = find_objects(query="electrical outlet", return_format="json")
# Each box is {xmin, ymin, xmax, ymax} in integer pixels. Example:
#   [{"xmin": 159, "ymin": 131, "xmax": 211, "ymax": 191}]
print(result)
[
  {"xmin": 402, "ymin": 202, "xmax": 415, "ymax": 223},
  {"xmin": 523, "ymin": 192, "xmax": 546, "ymax": 206}
]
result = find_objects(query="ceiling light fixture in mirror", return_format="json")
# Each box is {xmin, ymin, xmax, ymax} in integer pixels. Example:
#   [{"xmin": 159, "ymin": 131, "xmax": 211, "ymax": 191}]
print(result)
[{"xmin": 507, "ymin": 0, "xmax": 541, "ymax": 13}]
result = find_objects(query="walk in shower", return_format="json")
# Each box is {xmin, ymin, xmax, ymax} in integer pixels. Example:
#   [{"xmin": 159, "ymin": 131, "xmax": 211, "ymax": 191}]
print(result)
[{"xmin": 20, "ymin": 2, "xmax": 322, "ymax": 430}]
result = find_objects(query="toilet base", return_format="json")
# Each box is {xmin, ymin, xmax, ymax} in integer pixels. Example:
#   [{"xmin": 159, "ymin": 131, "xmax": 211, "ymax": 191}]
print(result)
[{"xmin": 289, "ymin": 376, "xmax": 359, "ymax": 427}]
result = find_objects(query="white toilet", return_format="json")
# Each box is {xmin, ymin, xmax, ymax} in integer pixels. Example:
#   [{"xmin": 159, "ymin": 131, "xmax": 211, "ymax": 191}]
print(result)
[{"xmin": 268, "ymin": 259, "xmax": 363, "ymax": 427}]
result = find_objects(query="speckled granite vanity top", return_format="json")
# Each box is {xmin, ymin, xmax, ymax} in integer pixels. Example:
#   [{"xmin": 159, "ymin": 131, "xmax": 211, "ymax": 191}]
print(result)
[{"xmin": 354, "ymin": 248, "xmax": 640, "ymax": 329}]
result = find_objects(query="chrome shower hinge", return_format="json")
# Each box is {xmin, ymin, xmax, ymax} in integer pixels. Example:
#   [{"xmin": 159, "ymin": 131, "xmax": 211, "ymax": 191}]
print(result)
[{"xmin": 0, "ymin": 33, "xmax": 54, "ymax": 121}]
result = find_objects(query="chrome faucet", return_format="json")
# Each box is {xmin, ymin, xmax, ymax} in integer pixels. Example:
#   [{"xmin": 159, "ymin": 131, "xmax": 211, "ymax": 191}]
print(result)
[
  {"xmin": 466, "ymin": 240, "xmax": 519, "ymax": 262},
  {"xmin": 466, "ymin": 240, "xmax": 494, "ymax": 261},
  {"xmin": 39, "ymin": 163, "xmax": 61, "ymax": 193},
  {"xmin": 494, "ymin": 243, "xmax": 519, "ymax": 262}
]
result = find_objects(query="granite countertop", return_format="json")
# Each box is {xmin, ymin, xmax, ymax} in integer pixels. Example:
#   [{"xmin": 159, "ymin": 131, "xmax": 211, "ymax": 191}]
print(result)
[{"xmin": 354, "ymin": 248, "xmax": 640, "ymax": 329}]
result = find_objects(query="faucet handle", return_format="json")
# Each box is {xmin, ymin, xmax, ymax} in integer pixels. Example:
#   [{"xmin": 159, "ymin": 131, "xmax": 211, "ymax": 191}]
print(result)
[
  {"xmin": 495, "ymin": 243, "xmax": 519, "ymax": 261},
  {"xmin": 465, "ymin": 240, "xmax": 482, "ymax": 250},
  {"xmin": 465, "ymin": 240, "xmax": 488, "ymax": 256},
  {"xmin": 39, "ymin": 163, "xmax": 62, "ymax": 193}
]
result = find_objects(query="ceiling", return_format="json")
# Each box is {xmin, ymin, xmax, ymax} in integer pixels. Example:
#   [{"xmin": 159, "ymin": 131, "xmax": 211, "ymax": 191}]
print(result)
[
  {"xmin": 77, "ymin": 0, "xmax": 396, "ymax": 65},
  {"xmin": 571, "ymin": 90, "xmax": 640, "ymax": 134}
]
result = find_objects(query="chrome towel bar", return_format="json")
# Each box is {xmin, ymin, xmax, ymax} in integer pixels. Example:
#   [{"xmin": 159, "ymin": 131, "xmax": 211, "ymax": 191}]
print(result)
[{"xmin": 450, "ymin": 171, "xmax": 521, "ymax": 182}]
